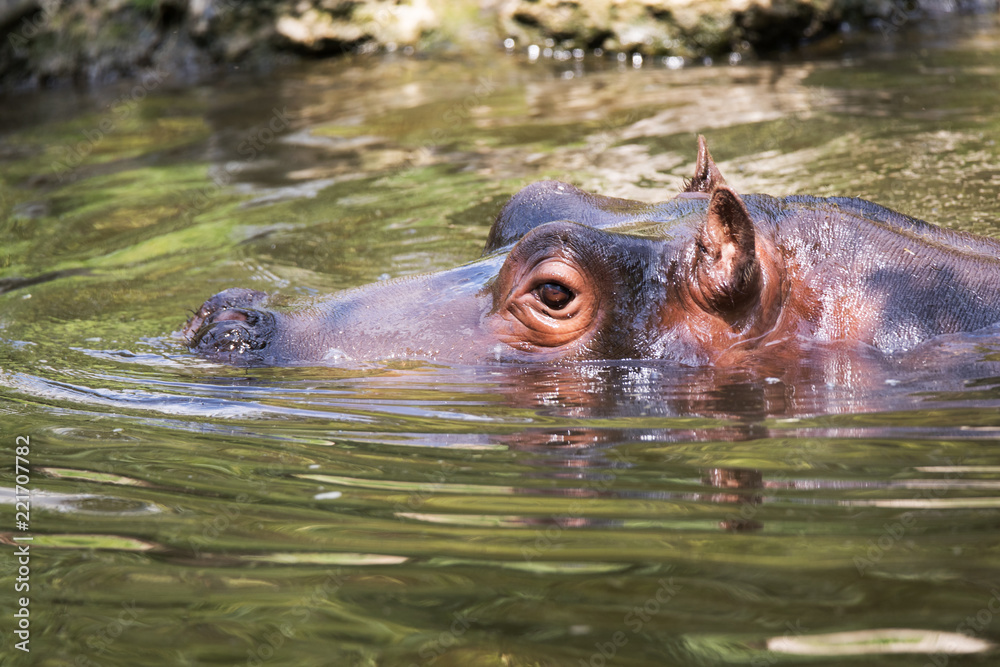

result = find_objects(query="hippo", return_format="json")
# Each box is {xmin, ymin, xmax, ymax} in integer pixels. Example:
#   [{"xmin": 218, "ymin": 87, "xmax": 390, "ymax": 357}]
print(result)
[{"xmin": 184, "ymin": 136, "xmax": 1000, "ymax": 367}]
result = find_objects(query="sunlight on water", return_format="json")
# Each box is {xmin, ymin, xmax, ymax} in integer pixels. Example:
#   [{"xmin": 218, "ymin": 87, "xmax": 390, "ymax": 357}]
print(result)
[{"xmin": 2, "ymin": 15, "xmax": 1000, "ymax": 667}]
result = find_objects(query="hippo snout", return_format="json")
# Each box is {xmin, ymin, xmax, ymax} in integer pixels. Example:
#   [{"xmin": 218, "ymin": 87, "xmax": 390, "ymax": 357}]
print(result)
[{"xmin": 184, "ymin": 288, "xmax": 275, "ymax": 365}]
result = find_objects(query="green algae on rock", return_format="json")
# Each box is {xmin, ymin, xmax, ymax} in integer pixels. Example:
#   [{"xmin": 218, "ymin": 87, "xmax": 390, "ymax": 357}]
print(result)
[
  {"xmin": 497, "ymin": 0, "xmax": 999, "ymax": 58},
  {"xmin": 0, "ymin": 0, "xmax": 998, "ymax": 90}
]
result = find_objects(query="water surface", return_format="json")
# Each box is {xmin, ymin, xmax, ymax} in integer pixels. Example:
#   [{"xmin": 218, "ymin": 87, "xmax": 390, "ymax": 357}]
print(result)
[{"xmin": 2, "ymin": 17, "xmax": 1000, "ymax": 667}]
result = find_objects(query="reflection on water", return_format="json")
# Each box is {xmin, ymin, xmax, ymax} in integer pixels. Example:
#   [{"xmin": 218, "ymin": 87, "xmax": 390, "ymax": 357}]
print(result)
[{"xmin": 2, "ymin": 14, "xmax": 1000, "ymax": 667}]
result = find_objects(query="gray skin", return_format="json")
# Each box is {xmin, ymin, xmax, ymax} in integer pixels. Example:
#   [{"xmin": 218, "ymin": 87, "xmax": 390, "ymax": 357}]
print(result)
[{"xmin": 184, "ymin": 137, "xmax": 1000, "ymax": 367}]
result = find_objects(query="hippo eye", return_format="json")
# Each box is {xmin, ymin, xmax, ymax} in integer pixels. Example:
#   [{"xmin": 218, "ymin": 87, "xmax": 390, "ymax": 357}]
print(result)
[
  {"xmin": 491, "ymin": 234, "xmax": 601, "ymax": 353},
  {"xmin": 536, "ymin": 282, "xmax": 574, "ymax": 310}
]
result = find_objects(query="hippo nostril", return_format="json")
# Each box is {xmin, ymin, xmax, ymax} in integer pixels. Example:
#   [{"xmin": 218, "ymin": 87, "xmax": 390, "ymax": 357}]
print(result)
[
  {"xmin": 187, "ymin": 306, "xmax": 274, "ymax": 366},
  {"xmin": 190, "ymin": 319, "xmax": 253, "ymax": 353},
  {"xmin": 215, "ymin": 324, "xmax": 252, "ymax": 353},
  {"xmin": 184, "ymin": 289, "xmax": 269, "ymax": 339},
  {"xmin": 188, "ymin": 309, "xmax": 252, "ymax": 346}
]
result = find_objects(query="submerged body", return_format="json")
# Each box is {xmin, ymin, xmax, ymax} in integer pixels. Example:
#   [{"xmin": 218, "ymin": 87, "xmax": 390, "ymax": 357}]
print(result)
[{"xmin": 184, "ymin": 137, "xmax": 1000, "ymax": 367}]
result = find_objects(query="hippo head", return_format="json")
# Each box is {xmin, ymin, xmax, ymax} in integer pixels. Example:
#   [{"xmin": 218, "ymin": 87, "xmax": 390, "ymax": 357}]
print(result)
[{"xmin": 184, "ymin": 137, "xmax": 786, "ymax": 366}]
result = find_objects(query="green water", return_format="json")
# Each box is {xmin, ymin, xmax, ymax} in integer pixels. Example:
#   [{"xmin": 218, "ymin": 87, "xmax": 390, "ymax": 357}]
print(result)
[{"xmin": 3, "ymin": 17, "xmax": 1000, "ymax": 667}]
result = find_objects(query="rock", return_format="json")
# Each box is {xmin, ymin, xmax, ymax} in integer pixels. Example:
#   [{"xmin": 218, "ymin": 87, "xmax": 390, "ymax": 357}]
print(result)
[
  {"xmin": 497, "ymin": 0, "xmax": 999, "ymax": 57},
  {"xmin": 274, "ymin": 0, "xmax": 437, "ymax": 53},
  {"xmin": 0, "ymin": 0, "xmax": 441, "ymax": 90},
  {"xmin": 0, "ymin": 0, "xmax": 997, "ymax": 90}
]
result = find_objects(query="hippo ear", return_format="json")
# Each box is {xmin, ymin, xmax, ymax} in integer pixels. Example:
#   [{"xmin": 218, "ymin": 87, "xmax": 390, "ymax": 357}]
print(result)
[
  {"xmin": 694, "ymin": 186, "xmax": 761, "ymax": 319},
  {"xmin": 684, "ymin": 135, "xmax": 727, "ymax": 193}
]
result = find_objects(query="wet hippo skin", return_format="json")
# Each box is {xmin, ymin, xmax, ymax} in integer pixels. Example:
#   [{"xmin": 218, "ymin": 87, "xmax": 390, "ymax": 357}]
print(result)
[{"xmin": 184, "ymin": 137, "xmax": 1000, "ymax": 367}]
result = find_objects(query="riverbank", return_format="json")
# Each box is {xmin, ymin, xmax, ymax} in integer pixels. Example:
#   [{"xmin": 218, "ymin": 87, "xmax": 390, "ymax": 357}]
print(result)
[{"xmin": 1, "ymin": 0, "xmax": 998, "ymax": 90}]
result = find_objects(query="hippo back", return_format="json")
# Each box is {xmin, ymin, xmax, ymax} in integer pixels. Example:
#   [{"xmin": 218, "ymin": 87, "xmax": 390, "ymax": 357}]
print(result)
[{"xmin": 483, "ymin": 180, "xmax": 712, "ymax": 254}]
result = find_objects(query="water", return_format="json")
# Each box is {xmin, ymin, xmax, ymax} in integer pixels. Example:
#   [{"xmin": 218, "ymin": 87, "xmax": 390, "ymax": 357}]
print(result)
[{"xmin": 3, "ymin": 17, "xmax": 1000, "ymax": 667}]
